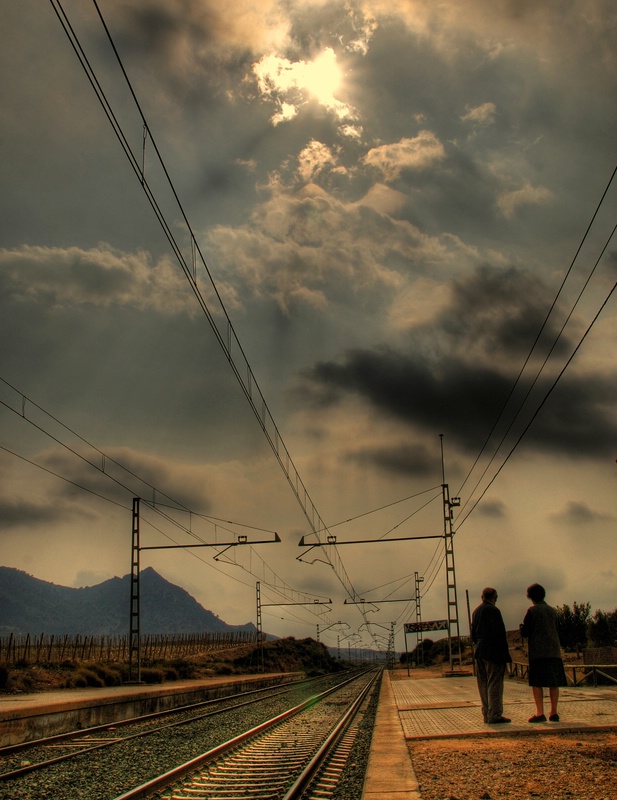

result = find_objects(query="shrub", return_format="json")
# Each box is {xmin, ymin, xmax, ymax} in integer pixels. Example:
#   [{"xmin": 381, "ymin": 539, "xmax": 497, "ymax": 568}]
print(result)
[
  {"xmin": 139, "ymin": 667, "xmax": 164, "ymax": 684},
  {"xmin": 66, "ymin": 668, "xmax": 105, "ymax": 688},
  {"xmin": 169, "ymin": 659, "xmax": 196, "ymax": 679}
]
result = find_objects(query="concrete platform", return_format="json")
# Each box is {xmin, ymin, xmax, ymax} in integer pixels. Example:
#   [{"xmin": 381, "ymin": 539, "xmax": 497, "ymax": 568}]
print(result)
[
  {"xmin": 362, "ymin": 669, "xmax": 421, "ymax": 800},
  {"xmin": 362, "ymin": 671, "xmax": 617, "ymax": 799},
  {"xmin": 393, "ymin": 672, "xmax": 617, "ymax": 738},
  {"xmin": 0, "ymin": 672, "xmax": 298, "ymax": 747}
]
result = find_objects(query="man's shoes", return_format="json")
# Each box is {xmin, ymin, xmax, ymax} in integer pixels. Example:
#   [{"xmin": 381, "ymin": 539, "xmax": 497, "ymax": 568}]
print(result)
[
  {"xmin": 528, "ymin": 714, "xmax": 547, "ymax": 723},
  {"xmin": 488, "ymin": 716, "xmax": 511, "ymax": 724},
  {"xmin": 549, "ymin": 713, "xmax": 560, "ymax": 722}
]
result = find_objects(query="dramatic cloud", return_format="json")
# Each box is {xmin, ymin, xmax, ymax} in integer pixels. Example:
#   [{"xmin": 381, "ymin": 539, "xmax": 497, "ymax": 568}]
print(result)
[
  {"xmin": 0, "ymin": 498, "xmax": 83, "ymax": 529},
  {"xmin": 0, "ymin": 246, "xmax": 192, "ymax": 315},
  {"xmin": 298, "ymin": 265, "xmax": 617, "ymax": 458},
  {"xmin": 2, "ymin": 0, "xmax": 616, "ymax": 637},
  {"xmin": 253, "ymin": 47, "xmax": 359, "ymax": 133},
  {"xmin": 207, "ymin": 176, "xmax": 456, "ymax": 314},
  {"xmin": 110, "ymin": 0, "xmax": 291, "ymax": 66},
  {"xmin": 362, "ymin": 132, "xmax": 446, "ymax": 182}
]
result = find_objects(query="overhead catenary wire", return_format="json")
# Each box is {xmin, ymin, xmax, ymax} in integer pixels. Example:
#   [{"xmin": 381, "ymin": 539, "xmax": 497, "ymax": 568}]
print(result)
[
  {"xmin": 51, "ymin": 0, "xmax": 423, "ymax": 653},
  {"xmin": 308, "ymin": 485, "xmax": 442, "ymax": 533},
  {"xmin": 458, "ymin": 275, "xmax": 617, "ymax": 529},
  {"xmin": 33, "ymin": 0, "xmax": 615, "ymax": 647},
  {"xmin": 458, "ymin": 217, "xmax": 617, "ymax": 522},
  {"xmin": 46, "ymin": 0, "xmax": 372, "ymax": 621},
  {"xmin": 456, "ymin": 165, "xmax": 617, "ymax": 521},
  {"xmin": 0, "ymin": 379, "xmax": 329, "ymax": 613}
]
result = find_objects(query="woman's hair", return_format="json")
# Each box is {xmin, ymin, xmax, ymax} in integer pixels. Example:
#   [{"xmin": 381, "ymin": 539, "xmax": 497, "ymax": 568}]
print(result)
[{"xmin": 526, "ymin": 583, "xmax": 546, "ymax": 602}]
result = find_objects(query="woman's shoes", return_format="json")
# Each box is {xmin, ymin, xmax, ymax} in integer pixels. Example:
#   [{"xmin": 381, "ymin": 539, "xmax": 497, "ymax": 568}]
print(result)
[
  {"xmin": 528, "ymin": 714, "xmax": 547, "ymax": 723},
  {"xmin": 549, "ymin": 713, "xmax": 560, "ymax": 722}
]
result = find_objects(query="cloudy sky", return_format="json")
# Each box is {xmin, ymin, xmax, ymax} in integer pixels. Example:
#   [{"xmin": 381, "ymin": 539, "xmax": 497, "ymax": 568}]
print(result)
[{"xmin": 1, "ymin": 0, "xmax": 616, "ymax": 653}]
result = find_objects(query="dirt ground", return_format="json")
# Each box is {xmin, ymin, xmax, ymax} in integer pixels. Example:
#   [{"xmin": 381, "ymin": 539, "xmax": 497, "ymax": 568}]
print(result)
[{"xmin": 409, "ymin": 732, "xmax": 617, "ymax": 800}]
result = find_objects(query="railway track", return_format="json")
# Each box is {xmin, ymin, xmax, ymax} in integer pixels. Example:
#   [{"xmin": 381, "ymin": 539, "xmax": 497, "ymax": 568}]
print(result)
[
  {"xmin": 0, "ymin": 669, "xmax": 380, "ymax": 800},
  {"xmin": 0, "ymin": 672, "xmax": 334, "ymax": 772},
  {"xmin": 116, "ymin": 668, "xmax": 380, "ymax": 800}
]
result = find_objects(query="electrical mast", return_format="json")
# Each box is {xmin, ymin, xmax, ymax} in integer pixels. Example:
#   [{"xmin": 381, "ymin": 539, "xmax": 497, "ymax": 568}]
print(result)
[
  {"xmin": 440, "ymin": 435, "xmax": 462, "ymax": 671},
  {"xmin": 128, "ymin": 497, "xmax": 141, "ymax": 683}
]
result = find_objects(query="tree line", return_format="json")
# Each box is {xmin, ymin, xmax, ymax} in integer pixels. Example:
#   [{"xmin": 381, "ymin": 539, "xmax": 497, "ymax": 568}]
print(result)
[{"xmin": 557, "ymin": 603, "xmax": 617, "ymax": 653}]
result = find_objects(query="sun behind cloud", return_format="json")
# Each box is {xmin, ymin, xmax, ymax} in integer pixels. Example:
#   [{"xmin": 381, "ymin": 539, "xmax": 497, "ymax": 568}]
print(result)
[
  {"xmin": 302, "ymin": 48, "xmax": 341, "ymax": 106},
  {"xmin": 253, "ymin": 47, "xmax": 356, "ymax": 131}
]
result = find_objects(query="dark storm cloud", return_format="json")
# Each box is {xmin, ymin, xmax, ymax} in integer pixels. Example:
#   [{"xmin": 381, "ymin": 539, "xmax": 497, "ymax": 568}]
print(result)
[
  {"xmin": 40, "ymin": 446, "xmax": 214, "ymax": 513},
  {"xmin": 107, "ymin": 0, "xmax": 283, "ymax": 88},
  {"xmin": 433, "ymin": 265, "xmax": 572, "ymax": 360},
  {"xmin": 474, "ymin": 499, "xmax": 507, "ymax": 519},
  {"xmin": 550, "ymin": 501, "xmax": 615, "ymax": 526},
  {"xmin": 345, "ymin": 442, "xmax": 438, "ymax": 478},
  {"xmin": 305, "ymin": 345, "xmax": 512, "ymax": 451},
  {"xmin": 0, "ymin": 498, "xmax": 86, "ymax": 529},
  {"xmin": 300, "ymin": 265, "xmax": 617, "ymax": 458}
]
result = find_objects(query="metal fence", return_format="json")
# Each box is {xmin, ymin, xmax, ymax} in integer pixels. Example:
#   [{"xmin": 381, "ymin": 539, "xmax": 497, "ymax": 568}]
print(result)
[
  {"xmin": 0, "ymin": 631, "xmax": 261, "ymax": 666},
  {"xmin": 509, "ymin": 660, "xmax": 617, "ymax": 687}
]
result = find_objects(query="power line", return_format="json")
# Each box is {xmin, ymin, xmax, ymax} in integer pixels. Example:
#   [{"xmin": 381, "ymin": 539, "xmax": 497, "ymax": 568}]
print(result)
[
  {"xmin": 0, "ymin": 443, "xmax": 126, "ymax": 511},
  {"xmin": 456, "ymin": 165, "xmax": 617, "ymax": 520},
  {"xmin": 458, "ymin": 275, "xmax": 617, "ymax": 528},
  {"xmin": 458, "ymin": 219, "xmax": 617, "ymax": 522},
  {"xmin": 0, "ymin": 380, "xmax": 328, "ymax": 615},
  {"xmin": 310, "ymin": 485, "xmax": 442, "ymax": 532},
  {"xmin": 47, "ymin": 0, "xmax": 369, "ymax": 614}
]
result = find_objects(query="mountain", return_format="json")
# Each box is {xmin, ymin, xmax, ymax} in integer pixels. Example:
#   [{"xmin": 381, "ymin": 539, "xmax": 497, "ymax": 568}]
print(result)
[{"xmin": 0, "ymin": 566, "xmax": 256, "ymax": 637}]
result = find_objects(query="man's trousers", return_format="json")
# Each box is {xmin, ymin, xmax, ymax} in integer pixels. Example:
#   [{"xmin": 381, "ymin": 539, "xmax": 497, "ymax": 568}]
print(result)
[{"xmin": 475, "ymin": 659, "xmax": 506, "ymax": 722}]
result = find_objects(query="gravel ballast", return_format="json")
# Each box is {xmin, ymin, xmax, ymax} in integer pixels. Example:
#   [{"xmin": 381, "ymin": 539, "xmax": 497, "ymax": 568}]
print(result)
[{"xmin": 0, "ymin": 673, "xmax": 375, "ymax": 800}]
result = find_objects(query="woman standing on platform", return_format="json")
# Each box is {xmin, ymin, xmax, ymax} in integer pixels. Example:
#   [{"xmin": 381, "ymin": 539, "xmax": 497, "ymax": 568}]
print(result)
[{"xmin": 520, "ymin": 582, "xmax": 567, "ymax": 722}]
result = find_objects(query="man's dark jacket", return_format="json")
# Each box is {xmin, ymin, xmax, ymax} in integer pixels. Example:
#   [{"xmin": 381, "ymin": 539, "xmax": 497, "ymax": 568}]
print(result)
[{"xmin": 471, "ymin": 600, "xmax": 512, "ymax": 664}]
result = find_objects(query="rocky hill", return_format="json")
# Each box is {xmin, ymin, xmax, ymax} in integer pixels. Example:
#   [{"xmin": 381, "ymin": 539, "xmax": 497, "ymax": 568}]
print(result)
[{"xmin": 0, "ymin": 566, "xmax": 255, "ymax": 636}]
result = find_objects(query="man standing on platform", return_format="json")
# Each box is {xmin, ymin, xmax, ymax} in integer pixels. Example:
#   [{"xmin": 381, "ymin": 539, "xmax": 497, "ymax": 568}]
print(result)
[{"xmin": 471, "ymin": 587, "xmax": 512, "ymax": 724}]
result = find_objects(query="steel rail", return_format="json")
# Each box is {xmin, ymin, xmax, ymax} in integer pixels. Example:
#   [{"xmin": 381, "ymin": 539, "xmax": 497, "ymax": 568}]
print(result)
[
  {"xmin": 0, "ymin": 674, "xmax": 342, "ymax": 781},
  {"xmin": 282, "ymin": 669, "xmax": 379, "ymax": 799},
  {"xmin": 112, "ymin": 670, "xmax": 378, "ymax": 800}
]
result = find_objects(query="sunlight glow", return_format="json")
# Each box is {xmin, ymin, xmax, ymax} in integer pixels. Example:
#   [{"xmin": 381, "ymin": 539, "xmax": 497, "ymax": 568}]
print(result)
[
  {"xmin": 253, "ymin": 47, "xmax": 356, "ymax": 130},
  {"xmin": 303, "ymin": 48, "xmax": 342, "ymax": 106}
]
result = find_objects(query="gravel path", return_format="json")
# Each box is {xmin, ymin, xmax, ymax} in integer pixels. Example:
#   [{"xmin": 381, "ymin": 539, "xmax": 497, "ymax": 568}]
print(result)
[{"xmin": 409, "ymin": 731, "xmax": 617, "ymax": 800}]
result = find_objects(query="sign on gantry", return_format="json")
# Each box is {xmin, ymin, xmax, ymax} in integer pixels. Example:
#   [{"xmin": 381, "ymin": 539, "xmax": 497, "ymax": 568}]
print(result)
[{"xmin": 404, "ymin": 619, "xmax": 449, "ymax": 633}]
